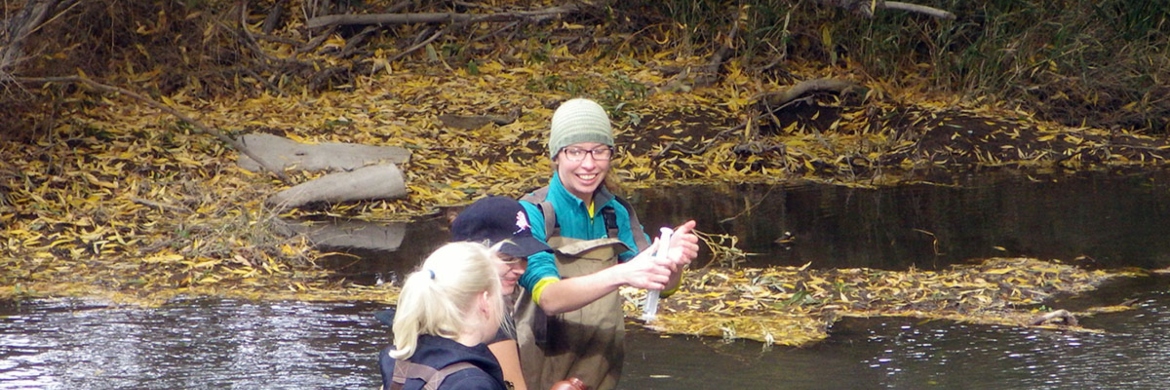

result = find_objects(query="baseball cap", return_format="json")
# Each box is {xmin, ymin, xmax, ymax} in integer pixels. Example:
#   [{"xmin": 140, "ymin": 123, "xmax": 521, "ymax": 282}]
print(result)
[{"xmin": 451, "ymin": 196, "xmax": 552, "ymax": 259}]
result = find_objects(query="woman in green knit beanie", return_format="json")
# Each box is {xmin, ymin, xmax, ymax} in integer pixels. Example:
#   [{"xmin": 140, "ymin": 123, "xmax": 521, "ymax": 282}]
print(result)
[{"xmin": 512, "ymin": 98, "xmax": 701, "ymax": 390}]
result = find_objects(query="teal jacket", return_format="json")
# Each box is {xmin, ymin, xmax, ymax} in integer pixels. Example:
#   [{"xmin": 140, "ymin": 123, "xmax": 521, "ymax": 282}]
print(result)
[{"xmin": 517, "ymin": 173, "xmax": 650, "ymax": 292}]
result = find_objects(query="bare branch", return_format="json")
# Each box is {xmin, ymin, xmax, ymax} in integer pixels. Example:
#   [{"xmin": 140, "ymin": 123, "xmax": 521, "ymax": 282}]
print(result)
[
  {"xmin": 305, "ymin": 4, "xmax": 579, "ymax": 29},
  {"xmin": 817, "ymin": 0, "xmax": 955, "ymax": 20},
  {"xmin": 885, "ymin": 1, "xmax": 956, "ymax": 20}
]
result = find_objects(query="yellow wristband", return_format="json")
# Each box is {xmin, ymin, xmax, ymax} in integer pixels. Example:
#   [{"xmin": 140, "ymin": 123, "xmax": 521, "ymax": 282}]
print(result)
[{"xmin": 531, "ymin": 277, "xmax": 559, "ymax": 304}]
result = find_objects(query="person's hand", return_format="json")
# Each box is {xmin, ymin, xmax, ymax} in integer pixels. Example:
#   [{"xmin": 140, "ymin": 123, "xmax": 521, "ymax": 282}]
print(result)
[
  {"xmin": 549, "ymin": 377, "xmax": 588, "ymax": 390},
  {"xmin": 666, "ymin": 220, "xmax": 700, "ymax": 272},
  {"xmin": 618, "ymin": 239, "xmax": 672, "ymax": 290}
]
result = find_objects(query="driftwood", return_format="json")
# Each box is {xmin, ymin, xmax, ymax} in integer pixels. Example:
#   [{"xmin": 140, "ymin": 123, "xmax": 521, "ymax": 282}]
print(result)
[
  {"xmin": 305, "ymin": 4, "xmax": 579, "ymax": 29},
  {"xmin": 267, "ymin": 164, "xmax": 407, "ymax": 210},
  {"xmin": 753, "ymin": 78, "xmax": 861, "ymax": 108},
  {"xmin": 16, "ymin": 76, "xmax": 289, "ymax": 181},
  {"xmin": 237, "ymin": 133, "xmax": 411, "ymax": 173}
]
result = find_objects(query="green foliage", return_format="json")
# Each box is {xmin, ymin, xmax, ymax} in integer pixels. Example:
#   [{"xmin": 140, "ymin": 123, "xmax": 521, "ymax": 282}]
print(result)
[
  {"xmin": 740, "ymin": 1, "xmax": 797, "ymax": 68},
  {"xmin": 600, "ymin": 72, "xmax": 648, "ymax": 104},
  {"xmin": 528, "ymin": 40, "xmax": 554, "ymax": 64}
]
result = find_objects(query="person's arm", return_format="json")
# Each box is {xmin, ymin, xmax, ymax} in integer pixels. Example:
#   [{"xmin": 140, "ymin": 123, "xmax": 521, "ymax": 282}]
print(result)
[
  {"xmin": 487, "ymin": 339, "xmax": 527, "ymax": 390},
  {"xmin": 536, "ymin": 240, "xmax": 671, "ymax": 315}
]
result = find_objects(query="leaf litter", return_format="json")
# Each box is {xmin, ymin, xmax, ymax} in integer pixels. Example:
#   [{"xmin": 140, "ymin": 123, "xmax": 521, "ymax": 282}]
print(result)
[
  {"xmin": 622, "ymin": 257, "xmax": 1144, "ymax": 346},
  {"xmin": 2, "ymin": 2, "xmax": 1167, "ymax": 345}
]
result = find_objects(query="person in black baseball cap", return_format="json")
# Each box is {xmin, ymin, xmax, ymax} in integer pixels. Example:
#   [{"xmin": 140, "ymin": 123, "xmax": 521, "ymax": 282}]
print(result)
[
  {"xmin": 452, "ymin": 195, "xmax": 553, "ymax": 296},
  {"xmin": 452, "ymin": 196, "xmax": 554, "ymax": 390}
]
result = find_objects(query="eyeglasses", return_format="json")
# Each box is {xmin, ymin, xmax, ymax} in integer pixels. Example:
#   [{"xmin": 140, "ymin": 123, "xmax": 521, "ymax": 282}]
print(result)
[{"xmin": 560, "ymin": 146, "xmax": 614, "ymax": 162}]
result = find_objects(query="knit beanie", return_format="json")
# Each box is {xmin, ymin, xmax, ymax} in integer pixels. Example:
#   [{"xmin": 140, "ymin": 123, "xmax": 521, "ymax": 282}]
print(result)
[{"xmin": 548, "ymin": 98, "xmax": 614, "ymax": 159}]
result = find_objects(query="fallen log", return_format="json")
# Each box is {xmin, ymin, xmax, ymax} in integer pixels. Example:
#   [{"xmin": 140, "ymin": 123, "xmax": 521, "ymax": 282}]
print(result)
[
  {"xmin": 753, "ymin": 78, "xmax": 861, "ymax": 108},
  {"xmin": 267, "ymin": 164, "xmax": 407, "ymax": 210},
  {"xmin": 237, "ymin": 133, "xmax": 411, "ymax": 173}
]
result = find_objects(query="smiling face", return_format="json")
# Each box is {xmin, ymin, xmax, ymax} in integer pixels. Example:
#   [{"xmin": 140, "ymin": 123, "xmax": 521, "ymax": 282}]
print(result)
[
  {"xmin": 554, "ymin": 142, "xmax": 612, "ymax": 202},
  {"xmin": 494, "ymin": 253, "xmax": 527, "ymax": 295}
]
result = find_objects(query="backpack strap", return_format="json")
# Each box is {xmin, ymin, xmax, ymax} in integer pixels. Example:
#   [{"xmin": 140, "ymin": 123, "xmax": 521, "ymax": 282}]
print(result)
[
  {"xmin": 424, "ymin": 362, "xmax": 478, "ymax": 390},
  {"xmin": 520, "ymin": 187, "xmax": 559, "ymax": 238},
  {"xmin": 390, "ymin": 360, "xmax": 478, "ymax": 390}
]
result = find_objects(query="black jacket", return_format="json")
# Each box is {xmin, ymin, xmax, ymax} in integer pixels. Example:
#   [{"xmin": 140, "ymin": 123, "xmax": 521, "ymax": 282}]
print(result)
[{"xmin": 378, "ymin": 334, "xmax": 507, "ymax": 390}]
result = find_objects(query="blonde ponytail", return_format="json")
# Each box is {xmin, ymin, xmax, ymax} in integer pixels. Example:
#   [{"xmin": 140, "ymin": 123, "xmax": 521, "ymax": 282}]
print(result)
[{"xmin": 390, "ymin": 242, "xmax": 505, "ymax": 360}]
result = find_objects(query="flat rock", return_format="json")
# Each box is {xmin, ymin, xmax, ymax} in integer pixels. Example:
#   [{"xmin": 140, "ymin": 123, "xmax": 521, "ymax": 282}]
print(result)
[{"xmin": 277, "ymin": 219, "xmax": 407, "ymax": 252}]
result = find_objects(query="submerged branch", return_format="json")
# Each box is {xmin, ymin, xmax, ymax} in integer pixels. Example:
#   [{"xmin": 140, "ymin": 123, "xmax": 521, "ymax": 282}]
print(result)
[{"xmin": 1029, "ymin": 309, "xmax": 1079, "ymax": 327}]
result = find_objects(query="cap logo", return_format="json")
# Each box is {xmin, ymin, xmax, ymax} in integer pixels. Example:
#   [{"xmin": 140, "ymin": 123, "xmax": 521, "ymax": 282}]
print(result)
[{"xmin": 514, "ymin": 211, "xmax": 530, "ymax": 234}]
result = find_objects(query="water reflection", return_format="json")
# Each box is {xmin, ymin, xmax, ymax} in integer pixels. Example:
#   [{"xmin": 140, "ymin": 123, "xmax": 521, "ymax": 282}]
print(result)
[
  {"xmin": 324, "ymin": 170, "xmax": 1170, "ymax": 288},
  {"xmin": 634, "ymin": 169, "xmax": 1170, "ymax": 271},
  {"xmin": 2, "ymin": 278, "xmax": 1168, "ymax": 389},
  {"xmin": 0, "ymin": 299, "xmax": 389, "ymax": 389}
]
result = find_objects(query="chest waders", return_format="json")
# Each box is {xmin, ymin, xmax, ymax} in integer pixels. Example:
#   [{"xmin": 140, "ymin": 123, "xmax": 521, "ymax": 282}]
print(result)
[
  {"xmin": 387, "ymin": 360, "xmax": 477, "ymax": 390},
  {"xmin": 515, "ymin": 187, "xmax": 649, "ymax": 390}
]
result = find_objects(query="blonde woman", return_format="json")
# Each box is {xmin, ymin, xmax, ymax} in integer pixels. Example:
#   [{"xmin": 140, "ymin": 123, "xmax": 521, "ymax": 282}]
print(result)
[{"xmin": 378, "ymin": 242, "xmax": 510, "ymax": 390}]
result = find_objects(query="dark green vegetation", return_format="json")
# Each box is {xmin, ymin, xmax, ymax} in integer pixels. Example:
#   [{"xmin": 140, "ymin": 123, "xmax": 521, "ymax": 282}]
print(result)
[{"xmin": 4, "ymin": 1, "xmax": 1169, "ymax": 136}]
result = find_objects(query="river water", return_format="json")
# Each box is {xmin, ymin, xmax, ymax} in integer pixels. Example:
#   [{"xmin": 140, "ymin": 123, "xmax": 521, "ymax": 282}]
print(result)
[{"xmin": 4, "ymin": 169, "xmax": 1170, "ymax": 389}]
